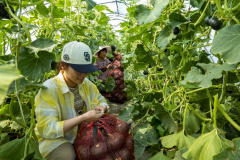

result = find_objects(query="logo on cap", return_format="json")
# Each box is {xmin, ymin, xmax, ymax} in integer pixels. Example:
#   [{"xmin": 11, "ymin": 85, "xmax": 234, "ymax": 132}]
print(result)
[
  {"xmin": 63, "ymin": 54, "xmax": 70, "ymax": 61},
  {"xmin": 84, "ymin": 52, "xmax": 90, "ymax": 62}
]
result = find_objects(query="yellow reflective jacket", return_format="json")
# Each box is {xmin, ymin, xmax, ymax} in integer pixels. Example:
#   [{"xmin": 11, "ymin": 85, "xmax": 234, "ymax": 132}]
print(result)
[{"xmin": 34, "ymin": 70, "xmax": 108, "ymax": 158}]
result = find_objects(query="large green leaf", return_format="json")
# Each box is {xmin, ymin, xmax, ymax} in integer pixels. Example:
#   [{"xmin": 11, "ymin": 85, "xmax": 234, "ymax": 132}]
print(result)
[
  {"xmin": 0, "ymin": 133, "xmax": 9, "ymax": 146},
  {"xmin": 134, "ymin": 0, "xmax": 169, "ymax": 25},
  {"xmin": 104, "ymin": 77, "xmax": 115, "ymax": 92},
  {"xmin": 97, "ymin": 12, "xmax": 109, "ymax": 25},
  {"xmin": 160, "ymin": 130, "xmax": 195, "ymax": 149},
  {"xmin": 119, "ymin": 104, "xmax": 140, "ymax": 122},
  {"xmin": 0, "ymin": 135, "xmax": 46, "ymax": 160},
  {"xmin": 18, "ymin": 48, "xmax": 55, "ymax": 81},
  {"xmin": 134, "ymin": 126, "xmax": 159, "ymax": 158},
  {"xmin": 52, "ymin": 4, "xmax": 66, "ymax": 18},
  {"xmin": 213, "ymin": 138, "xmax": 240, "ymax": 160},
  {"xmin": 182, "ymin": 129, "xmax": 233, "ymax": 160},
  {"xmin": 86, "ymin": 0, "xmax": 97, "ymax": 10},
  {"xmin": 135, "ymin": 44, "xmax": 157, "ymax": 66},
  {"xmin": 185, "ymin": 108, "xmax": 202, "ymax": 135},
  {"xmin": 0, "ymin": 64, "xmax": 20, "ymax": 104},
  {"xmin": 211, "ymin": 24, "xmax": 240, "ymax": 64},
  {"xmin": 156, "ymin": 24, "xmax": 177, "ymax": 50},
  {"xmin": 181, "ymin": 63, "xmax": 237, "ymax": 88},
  {"xmin": 149, "ymin": 151, "xmax": 172, "ymax": 160},
  {"xmin": 153, "ymin": 101, "xmax": 178, "ymax": 133},
  {"xmin": 27, "ymin": 38, "xmax": 57, "ymax": 53},
  {"xmin": 35, "ymin": 3, "xmax": 49, "ymax": 17},
  {"xmin": 169, "ymin": 13, "xmax": 189, "ymax": 26},
  {"xmin": 133, "ymin": 62, "xmax": 148, "ymax": 70}
]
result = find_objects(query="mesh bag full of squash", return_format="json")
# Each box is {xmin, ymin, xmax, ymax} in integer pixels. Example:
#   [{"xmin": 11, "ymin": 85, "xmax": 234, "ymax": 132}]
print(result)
[{"xmin": 74, "ymin": 114, "xmax": 135, "ymax": 160}]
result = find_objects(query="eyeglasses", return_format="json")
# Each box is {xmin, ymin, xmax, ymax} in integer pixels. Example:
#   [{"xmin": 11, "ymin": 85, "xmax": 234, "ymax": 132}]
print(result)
[{"xmin": 76, "ymin": 72, "xmax": 88, "ymax": 76}]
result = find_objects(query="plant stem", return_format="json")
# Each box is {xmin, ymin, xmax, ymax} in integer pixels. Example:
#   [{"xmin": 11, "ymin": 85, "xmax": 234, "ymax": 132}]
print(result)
[
  {"xmin": 232, "ymin": 16, "xmax": 240, "ymax": 24},
  {"xmin": 201, "ymin": 122, "xmax": 206, "ymax": 135},
  {"xmin": 216, "ymin": 99, "xmax": 240, "ymax": 131},
  {"xmin": 194, "ymin": 0, "xmax": 210, "ymax": 26},
  {"xmin": 183, "ymin": 104, "xmax": 188, "ymax": 130},
  {"xmin": 186, "ymin": 85, "xmax": 220, "ymax": 94},
  {"xmin": 213, "ymin": 95, "xmax": 218, "ymax": 129},
  {"xmin": 8, "ymin": 0, "xmax": 45, "ymax": 6},
  {"xmin": 215, "ymin": 0, "xmax": 225, "ymax": 17},
  {"xmin": 5, "ymin": 0, "xmax": 31, "ymax": 46},
  {"xmin": 219, "ymin": 72, "xmax": 228, "ymax": 103},
  {"xmin": 224, "ymin": 0, "xmax": 240, "ymax": 11},
  {"xmin": 188, "ymin": 103, "xmax": 211, "ymax": 121},
  {"xmin": 9, "ymin": 98, "xmax": 28, "ymax": 128},
  {"xmin": 130, "ymin": 106, "xmax": 151, "ymax": 134}
]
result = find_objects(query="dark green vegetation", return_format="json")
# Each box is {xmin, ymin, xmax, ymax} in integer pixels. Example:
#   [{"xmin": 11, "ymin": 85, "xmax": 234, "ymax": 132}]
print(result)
[{"xmin": 1, "ymin": 0, "xmax": 240, "ymax": 159}]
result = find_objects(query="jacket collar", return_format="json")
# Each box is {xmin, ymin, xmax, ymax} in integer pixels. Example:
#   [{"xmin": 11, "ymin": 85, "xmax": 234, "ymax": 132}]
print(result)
[{"xmin": 57, "ymin": 70, "xmax": 86, "ymax": 94}]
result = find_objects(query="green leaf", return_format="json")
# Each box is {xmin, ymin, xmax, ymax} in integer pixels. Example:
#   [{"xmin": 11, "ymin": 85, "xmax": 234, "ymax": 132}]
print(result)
[
  {"xmin": 104, "ymin": 77, "xmax": 115, "ymax": 92},
  {"xmin": 169, "ymin": 12, "xmax": 189, "ymax": 26},
  {"xmin": 97, "ymin": 12, "xmax": 109, "ymax": 25},
  {"xmin": 119, "ymin": 105, "xmax": 140, "ymax": 122},
  {"xmin": 86, "ymin": 0, "xmax": 96, "ymax": 10},
  {"xmin": 162, "ymin": 54, "xmax": 182, "ymax": 73},
  {"xmin": 18, "ymin": 48, "xmax": 55, "ymax": 81},
  {"xmin": 0, "ymin": 64, "xmax": 20, "ymax": 104},
  {"xmin": 27, "ymin": 38, "xmax": 57, "ymax": 53},
  {"xmin": 0, "ymin": 135, "xmax": 46, "ymax": 160},
  {"xmin": 135, "ymin": 44, "xmax": 157, "ymax": 66},
  {"xmin": 153, "ymin": 101, "xmax": 178, "ymax": 133},
  {"xmin": 211, "ymin": 24, "xmax": 240, "ymax": 64},
  {"xmin": 182, "ymin": 129, "xmax": 233, "ymax": 160},
  {"xmin": 181, "ymin": 63, "xmax": 237, "ymax": 88},
  {"xmin": 149, "ymin": 151, "xmax": 172, "ymax": 160},
  {"xmin": 73, "ymin": 26, "xmax": 85, "ymax": 36},
  {"xmin": 173, "ymin": 148, "xmax": 189, "ymax": 160},
  {"xmin": 133, "ymin": 62, "xmax": 148, "ymax": 70},
  {"xmin": 52, "ymin": 4, "xmax": 66, "ymax": 18},
  {"xmin": 0, "ymin": 133, "xmax": 9, "ymax": 146},
  {"xmin": 161, "ymin": 130, "xmax": 195, "ymax": 149},
  {"xmin": 134, "ymin": 126, "xmax": 159, "ymax": 158},
  {"xmin": 21, "ymin": 151, "xmax": 35, "ymax": 160},
  {"xmin": 36, "ymin": 3, "xmax": 49, "ymax": 17},
  {"xmin": 156, "ymin": 24, "xmax": 177, "ymax": 50},
  {"xmin": 8, "ymin": 77, "xmax": 46, "ymax": 94},
  {"xmin": 134, "ymin": 0, "xmax": 169, "ymax": 25},
  {"xmin": 213, "ymin": 138, "xmax": 240, "ymax": 160},
  {"xmin": 185, "ymin": 108, "xmax": 201, "ymax": 135}
]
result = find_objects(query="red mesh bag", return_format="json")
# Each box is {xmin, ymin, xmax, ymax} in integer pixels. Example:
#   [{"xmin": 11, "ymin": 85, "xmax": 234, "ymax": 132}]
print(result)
[
  {"xmin": 113, "ymin": 60, "xmax": 124, "ymax": 71},
  {"xmin": 115, "ymin": 55, "xmax": 122, "ymax": 61},
  {"xmin": 74, "ymin": 114, "xmax": 135, "ymax": 160}
]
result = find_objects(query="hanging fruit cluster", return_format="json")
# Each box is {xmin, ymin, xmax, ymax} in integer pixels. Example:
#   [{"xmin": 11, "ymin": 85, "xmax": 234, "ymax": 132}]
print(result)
[{"xmin": 105, "ymin": 55, "xmax": 127, "ymax": 103}]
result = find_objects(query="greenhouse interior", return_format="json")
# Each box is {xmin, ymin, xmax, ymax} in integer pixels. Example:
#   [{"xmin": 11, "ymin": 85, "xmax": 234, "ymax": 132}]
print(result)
[{"xmin": 0, "ymin": 0, "xmax": 240, "ymax": 159}]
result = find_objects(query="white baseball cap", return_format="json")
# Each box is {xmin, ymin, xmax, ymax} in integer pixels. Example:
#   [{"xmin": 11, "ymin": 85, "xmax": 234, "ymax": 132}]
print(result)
[{"xmin": 61, "ymin": 41, "xmax": 99, "ymax": 73}]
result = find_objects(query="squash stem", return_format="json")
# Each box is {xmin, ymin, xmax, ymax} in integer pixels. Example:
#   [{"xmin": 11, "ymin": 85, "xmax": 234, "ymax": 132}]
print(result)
[
  {"xmin": 194, "ymin": 0, "xmax": 210, "ymax": 26},
  {"xmin": 188, "ymin": 103, "xmax": 211, "ymax": 121}
]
